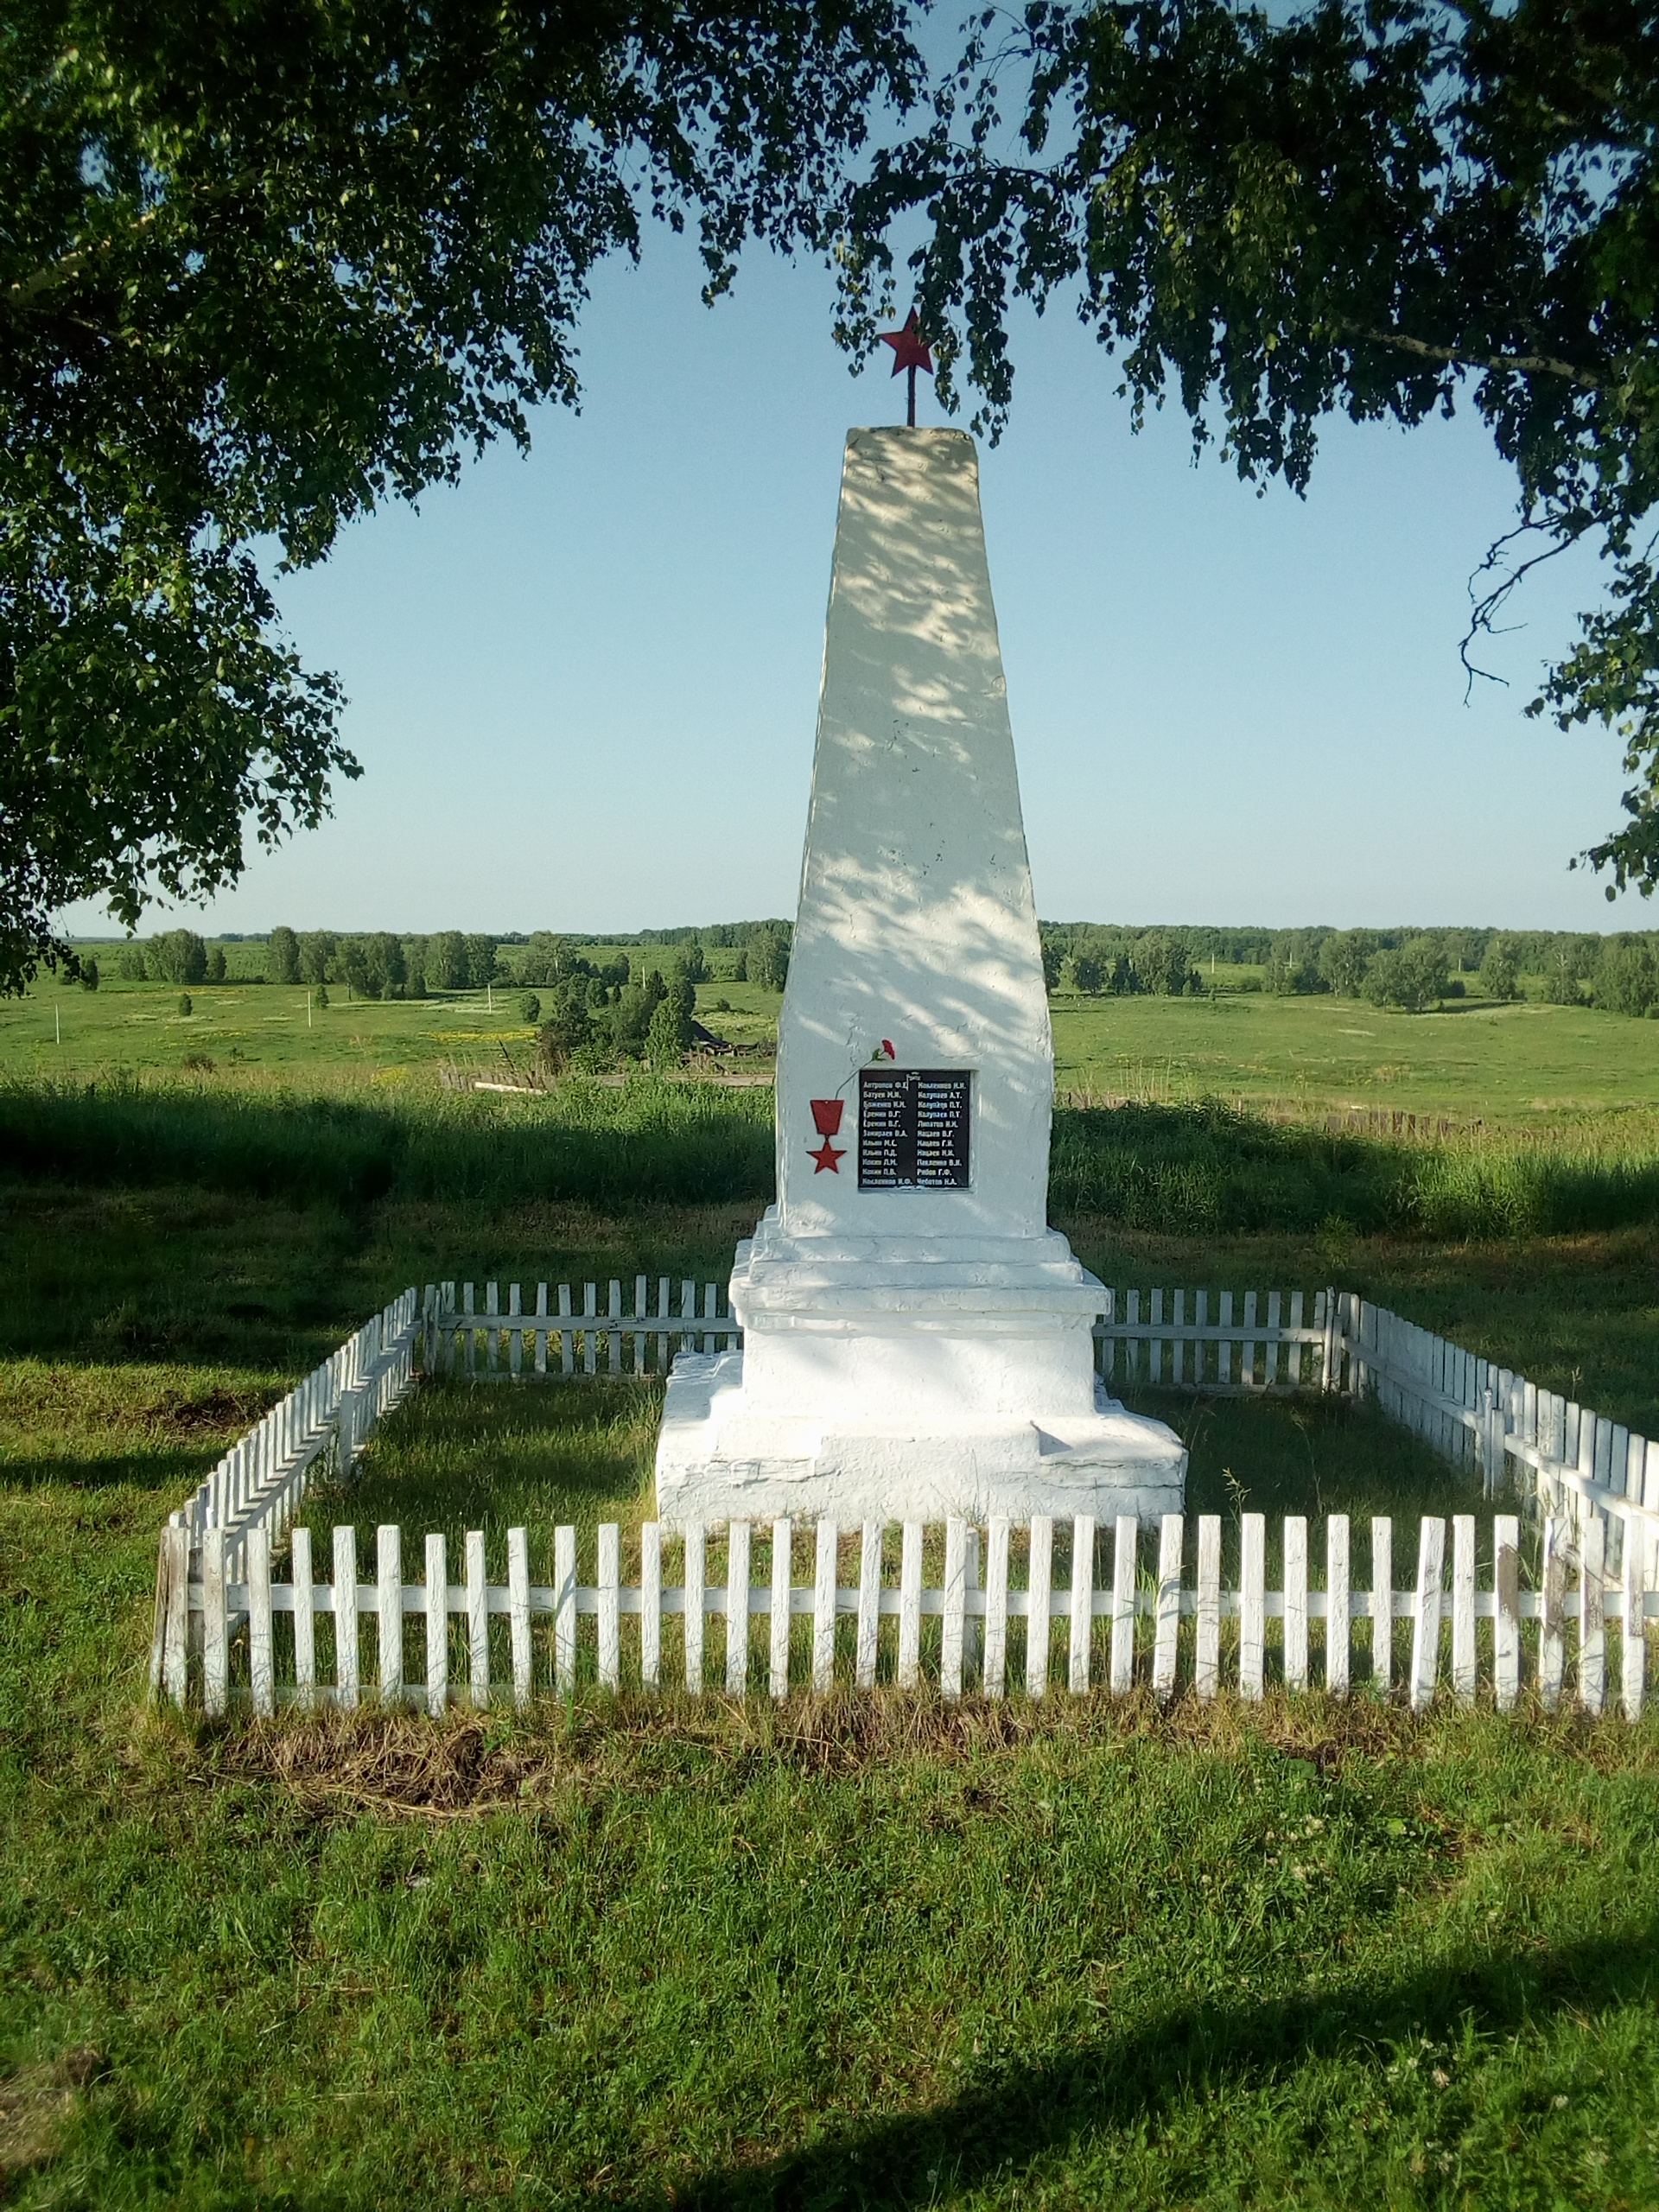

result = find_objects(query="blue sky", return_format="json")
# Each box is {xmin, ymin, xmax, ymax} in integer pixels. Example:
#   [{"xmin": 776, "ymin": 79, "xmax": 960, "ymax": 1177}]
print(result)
[{"xmin": 64, "ymin": 228, "xmax": 1649, "ymax": 938}]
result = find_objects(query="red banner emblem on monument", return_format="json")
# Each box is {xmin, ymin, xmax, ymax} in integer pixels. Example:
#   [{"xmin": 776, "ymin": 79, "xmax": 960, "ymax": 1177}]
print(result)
[{"xmin": 810, "ymin": 1099, "xmax": 844, "ymax": 1135}]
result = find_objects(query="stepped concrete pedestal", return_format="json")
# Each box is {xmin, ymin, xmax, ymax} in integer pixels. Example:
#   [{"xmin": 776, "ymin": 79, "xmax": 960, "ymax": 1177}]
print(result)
[{"xmin": 655, "ymin": 428, "xmax": 1185, "ymax": 1528}]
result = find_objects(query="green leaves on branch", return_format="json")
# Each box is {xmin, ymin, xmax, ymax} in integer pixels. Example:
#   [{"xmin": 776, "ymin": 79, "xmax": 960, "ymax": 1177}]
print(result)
[
  {"xmin": 1, "ymin": 0, "xmax": 922, "ymax": 991},
  {"xmin": 837, "ymin": 1, "xmax": 1659, "ymax": 889}
]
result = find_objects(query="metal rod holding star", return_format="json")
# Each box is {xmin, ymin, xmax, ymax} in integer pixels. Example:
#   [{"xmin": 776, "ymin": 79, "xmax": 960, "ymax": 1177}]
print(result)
[{"xmin": 878, "ymin": 309, "xmax": 933, "ymax": 426}]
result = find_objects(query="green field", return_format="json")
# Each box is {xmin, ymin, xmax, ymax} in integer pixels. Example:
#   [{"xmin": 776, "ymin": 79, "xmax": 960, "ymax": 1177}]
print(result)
[
  {"xmin": 0, "ymin": 973, "xmax": 784, "ymax": 1084},
  {"xmin": 4, "ymin": 992, "xmax": 1659, "ymax": 2202},
  {"xmin": 14, "ymin": 969, "xmax": 1659, "ymax": 1140}
]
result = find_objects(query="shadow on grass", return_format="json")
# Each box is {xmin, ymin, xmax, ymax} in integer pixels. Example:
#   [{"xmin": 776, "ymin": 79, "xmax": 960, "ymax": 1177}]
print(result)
[
  {"xmin": 628, "ymin": 1922, "xmax": 1656, "ymax": 2209},
  {"xmin": 1051, "ymin": 1099, "xmax": 1659, "ymax": 1238}
]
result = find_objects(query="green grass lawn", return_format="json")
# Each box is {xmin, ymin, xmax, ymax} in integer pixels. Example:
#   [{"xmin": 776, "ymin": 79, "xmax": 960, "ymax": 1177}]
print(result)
[
  {"xmin": 1049, "ymin": 988, "xmax": 1659, "ymax": 1130},
  {"xmin": 0, "ymin": 973, "xmax": 785, "ymax": 1085},
  {"xmin": 4, "ymin": 1035, "xmax": 1659, "ymax": 2203}
]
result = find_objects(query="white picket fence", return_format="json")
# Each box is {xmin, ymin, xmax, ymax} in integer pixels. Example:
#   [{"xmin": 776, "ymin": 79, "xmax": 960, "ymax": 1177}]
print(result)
[
  {"xmin": 154, "ymin": 1509, "xmax": 1655, "ymax": 1720},
  {"xmin": 156, "ymin": 1288, "xmax": 420, "ymax": 1593},
  {"xmin": 423, "ymin": 1275, "xmax": 738, "ymax": 1379},
  {"xmin": 150, "ymin": 1274, "xmax": 1659, "ymax": 1714},
  {"xmin": 420, "ymin": 1276, "xmax": 1659, "ymax": 1572}
]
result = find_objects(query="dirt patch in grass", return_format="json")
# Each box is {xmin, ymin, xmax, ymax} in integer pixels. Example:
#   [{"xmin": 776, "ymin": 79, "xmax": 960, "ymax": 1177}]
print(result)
[
  {"xmin": 0, "ymin": 2047, "xmax": 99, "ymax": 2184},
  {"xmin": 208, "ymin": 1689, "xmax": 1636, "ymax": 1821}
]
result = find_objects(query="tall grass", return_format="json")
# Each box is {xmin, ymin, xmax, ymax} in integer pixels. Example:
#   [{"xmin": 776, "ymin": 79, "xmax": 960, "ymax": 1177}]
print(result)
[
  {"xmin": 1049, "ymin": 1098, "xmax": 1659, "ymax": 1238},
  {"xmin": 7, "ymin": 1075, "xmax": 1659, "ymax": 1240},
  {"xmin": 0, "ymin": 1073, "xmax": 774, "ymax": 1211}
]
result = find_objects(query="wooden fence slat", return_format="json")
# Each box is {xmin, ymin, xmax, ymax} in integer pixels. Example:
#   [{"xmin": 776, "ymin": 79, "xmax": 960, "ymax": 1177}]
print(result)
[
  {"xmin": 247, "ymin": 1526, "xmax": 275, "ymax": 1718},
  {"xmin": 1493, "ymin": 1513, "xmax": 1521, "ymax": 1711},
  {"xmin": 598, "ymin": 1523, "xmax": 620, "ymax": 1691},
  {"xmin": 1240, "ymin": 1514, "xmax": 1265, "ymax": 1700},
  {"xmin": 1622, "ymin": 1523, "xmax": 1646, "ymax": 1721},
  {"xmin": 770, "ymin": 1518, "xmax": 792, "ymax": 1699},
  {"xmin": 508, "ymin": 1282, "xmax": 521, "ymax": 1378},
  {"xmin": 1325, "ymin": 1515, "xmax": 1350, "ymax": 1695},
  {"xmin": 1540, "ymin": 1515, "xmax": 1567, "ymax": 1712},
  {"xmin": 814, "ymin": 1520, "xmax": 839, "ymax": 1694},
  {"xmin": 1109, "ymin": 1515, "xmax": 1136, "ymax": 1694},
  {"xmin": 333, "ymin": 1525, "xmax": 359, "ymax": 1710},
  {"xmin": 1172, "ymin": 1287, "xmax": 1185, "ymax": 1387},
  {"xmin": 633, "ymin": 1274, "xmax": 648, "ymax": 1374},
  {"xmin": 1371, "ymin": 1517, "xmax": 1392, "ymax": 1692},
  {"xmin": 1242, "ymin": 1289, "xmax": 1258, "ymax": 1390},
  {"xmin": 683, "ymin": 1522, "xmax": 705, "ymax": 1696},
  {"xmin": 984, "ymin": 1517, "xmax": 1010, "ymax": 1699},
  {"xmin": 726, "ymin": 1520, "xmax": 751, "ymax": 1694},
  {"xmin": 1410, "ymin": 1517, "xmax": 1444, "ymax": 1712},
  {"xmin": 1148, "ymin": 1288, "xmax": 1163, "ymax": 1387},
  {"xmin": 898, "ymin": 1521, "xmax": 924, "ymax": 1691},
  {"xmin": 1070, "ymin": 1515, "xmax": 1096, "ymax": 1694},
  {"xmin": 1153, "ymin": 1514, "xmax": 1182, "ymax": 1700},
  {"xmin": 1283, "ymin": 1516, "xmax": 1307, "ymax": 1692},
  {"xmin": 1196, "ymin": 1515, "xmax": 1221, "ymax": 1700},
  {"xmin": 535, "ymin": 1282, "xmax": 549, "ymax": 1376},
  {"xmin": 1580, "ymin": 1513, "xmax": 1605, "ymax": 1717},
  {"xmin": 291, "ymin": 1524, "xmax": 315, "ymax": 1713},
  {"xmin": 508, "ymin": 1527, "xmax": 531, "ymax": 1708},
  {"xmin": 610, "ymin": 1280, "xmax": 623, "ymax": 1374},
  {"xmin": 941, "ymin": 1518, "xmax": 967, "ymax": 1700},
  {"xmin": 1218, "ymin": 1291, "xmax": 1233, "ymax": 1386},
  {"xmin": 466, "ymin": 1529, "xmax": 488, "ymax": 1707},
  {"xmin": 855, "ymin": 1521, "xmax": 881, "ymax": 1690},
  {"xmin": 202, "ymin": 1528, "xmax": 229, "ymax": 1718},
  {"xmin": 1027, "ymin": 1516, "xmax": 1053, "ymax": 1699},
  {"xmin": 425, "ymin": 1533, "xmax": 447, "ymax": 1717},
  {"xmin": 641, "ymin": 1522, "xmax": 662, "ymax": 1690},
  {"xmin": 582, "ymin": 1284, "xmax": 598, "ymax": 1377},
  {"xmin": 1452, "ymin": 1516, "xmax": 1477, "ymax": 1706},
  {"xmin": 554, "ymin": 1524, "xmax": 576, "ymax": 1694},
  {"xmin": 378, "ymin": 1524, "xmax": 403, "ymax": 1703}
]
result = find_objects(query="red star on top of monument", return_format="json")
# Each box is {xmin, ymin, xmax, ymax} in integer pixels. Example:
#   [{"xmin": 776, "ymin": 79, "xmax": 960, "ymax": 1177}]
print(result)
[{"xmin": 878, "ymin": 309, "xmax": 933, "ymax": 378}]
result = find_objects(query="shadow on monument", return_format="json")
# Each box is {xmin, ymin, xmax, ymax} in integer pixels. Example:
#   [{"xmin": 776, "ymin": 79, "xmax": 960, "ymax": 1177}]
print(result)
[{"xmin": 595, "ymin": 1920, "xmax": 1655, "ymax": 2208}]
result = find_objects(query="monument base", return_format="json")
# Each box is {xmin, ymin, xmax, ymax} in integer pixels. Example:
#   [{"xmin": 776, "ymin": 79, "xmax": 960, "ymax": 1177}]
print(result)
[{"xmin": 655, "ymin": 1348, "xmax": 1186, "ymax": 1529}]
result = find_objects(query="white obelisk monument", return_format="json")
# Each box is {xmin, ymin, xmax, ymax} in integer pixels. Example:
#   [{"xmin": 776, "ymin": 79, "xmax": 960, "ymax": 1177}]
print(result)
[{"xmin": 655, "ymin": 427, "xmax": 1185, "ymax": 1524}]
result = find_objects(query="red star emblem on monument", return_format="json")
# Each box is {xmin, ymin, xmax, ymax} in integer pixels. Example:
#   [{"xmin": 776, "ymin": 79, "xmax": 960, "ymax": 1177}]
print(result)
[
  {"xmin": 809, "ymin": 1137, "xmax": 845, "ymax": 1173},
  {"xmin": 877, "ymin": 309, "xmax": 935, "ymax": 425}
]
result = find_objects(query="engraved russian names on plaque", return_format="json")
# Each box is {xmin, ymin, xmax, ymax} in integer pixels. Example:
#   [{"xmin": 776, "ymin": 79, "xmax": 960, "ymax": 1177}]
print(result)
[{"xmin": 857, "ymin": 1068, "xmax": 972, "ymax": 1190}]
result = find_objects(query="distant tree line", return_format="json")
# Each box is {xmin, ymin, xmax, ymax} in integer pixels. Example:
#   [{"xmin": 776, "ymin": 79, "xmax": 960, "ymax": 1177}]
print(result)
[{"xmin": 1039, "ymin": 924, "xmax": 1659, "ymax": 1019}]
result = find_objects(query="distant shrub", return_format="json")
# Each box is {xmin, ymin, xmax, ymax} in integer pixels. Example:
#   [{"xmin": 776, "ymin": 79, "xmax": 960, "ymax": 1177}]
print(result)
[
  {"xmin": 207, "ymin": 946, "xmax": 227, "ymax": 983},
  {"xmin": 79, "ymin": 958, "xmax": 99, "ymax": 991},
  {"xmin": 1132, "ymin": 930, "xmax": 1195, "ymax": 996},
  {"xmin": 1594, "ymin": 937, "xmax": 1658, "ymax": 1018},
  {"xmin": 298, "ymin": 931, "xmax": 336, "ymax": 986},
  {"xmin": 1478, "ymin": 937, "xmax": 1522, "ymax": 1001},
  {"xmin": 149, "ymin": 929, "xmax": 208, "ymax": 985},
  {"xmin": 1544, "ymin": 938, "xmax": 1598, "ymax": 1005},
  {"xmin": 177, "ymin": 993, "xmax": 193, "ymax": 1015},
  {"xmin": 268, "ymin": 925, "xmax": 302, "ymax": 984},
  {"xmin": 1071, "ymin": 951, "xmax": 1104, "ymax": 995},
  {"xmin": 428, "ymin": 930, "xmax": 467, "ymax": 990},
  {"xmin": 647, "ymin": 973, "xmax": 696, "ymax": 1065},
  {"xmin": 183, "ymin": 1052, "xmax": 215, "ymax": 1073},
  {"xmin": 519, "ymin": 993, "xmax": 541, "ymax": 1025},
  {"xmin": 1318, "ymin": 931, "xmax": 1375, "ymax": 997},
  {"xmin": 1363, "ymin": 936, "xmax": 1448, "ymax": 1012},
  {"xmin": 116, "ymin": 942, "xmax": 146, "ymax": 981},
  {"xmin": 748, "ymin": 924, "xmax": 790, "ymax": 992}
]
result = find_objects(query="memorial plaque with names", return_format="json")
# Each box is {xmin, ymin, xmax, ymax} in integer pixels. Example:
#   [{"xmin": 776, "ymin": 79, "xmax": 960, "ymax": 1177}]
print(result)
[{"xmin": 857, "ymin": 1068, "xmax": 972, "ymax": 1190}]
